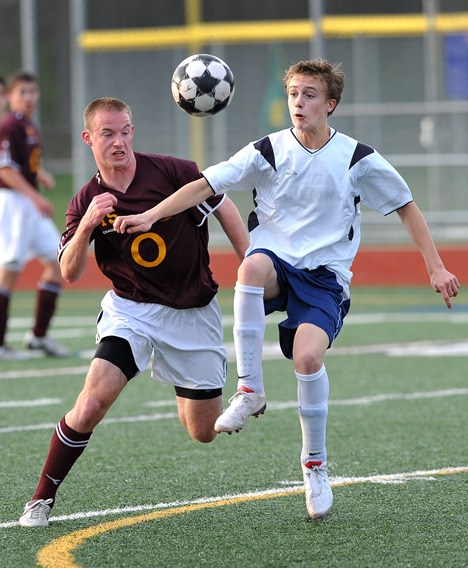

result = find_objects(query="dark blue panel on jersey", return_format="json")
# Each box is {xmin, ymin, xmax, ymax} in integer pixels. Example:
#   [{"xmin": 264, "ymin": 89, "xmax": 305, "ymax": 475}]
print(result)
[
  {"xmin": 248, "ymin": 210, "xmax": 259, "ymax": 232},
  {"xmin": 349, "ymin": 142, "xmax": 374, "ymax": 169},
  {"xmin": 247, "ymin": 188, "xmax": 259, "ymax": 232},
  {"xmin": 254, "ymin": 136, "xmax": 277, "ymax": 171},
  {"xmin": 348, "ymin": 196, "xmax": 361, "ymax": 241}
]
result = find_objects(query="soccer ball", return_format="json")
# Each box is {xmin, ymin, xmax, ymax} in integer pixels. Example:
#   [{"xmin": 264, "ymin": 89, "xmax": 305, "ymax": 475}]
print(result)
[{"xmin": 171, "ymin": 53, "xmax": 235, "ymax": 117}]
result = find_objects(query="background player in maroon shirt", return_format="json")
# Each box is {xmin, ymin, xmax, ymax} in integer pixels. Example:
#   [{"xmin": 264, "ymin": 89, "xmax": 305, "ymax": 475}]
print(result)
[
  {"xmin": 0, "ymin": 70, "xmax": 68, "ymax": 359},
  {"xmin": 19, "ymin": 97, "xmax": 249, "ymax": 527},
  {"xmin": 0, "ymin": 76, "xmax": 7, "ymax": 122}
]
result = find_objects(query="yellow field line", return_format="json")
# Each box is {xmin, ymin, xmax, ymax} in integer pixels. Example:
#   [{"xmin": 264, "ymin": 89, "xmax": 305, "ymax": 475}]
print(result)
[{"xmin": 37, "ymin": 466, "xmax": 468, "ymax": 568}]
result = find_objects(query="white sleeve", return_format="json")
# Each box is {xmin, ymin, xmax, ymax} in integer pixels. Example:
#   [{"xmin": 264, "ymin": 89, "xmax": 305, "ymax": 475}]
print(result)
[
  {"xmin": 202, "ymin": 143, "xmax": 259, "ymax": 195},
  {"xmin": 359, "ymin": 152, "xmax": 413, "ymax": 215}
]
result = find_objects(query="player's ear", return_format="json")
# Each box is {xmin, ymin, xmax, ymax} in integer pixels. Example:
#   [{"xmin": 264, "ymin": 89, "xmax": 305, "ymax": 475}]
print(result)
[{"xmin": 82, "ymin": 130, "xmax": 92, "ymax": 146}]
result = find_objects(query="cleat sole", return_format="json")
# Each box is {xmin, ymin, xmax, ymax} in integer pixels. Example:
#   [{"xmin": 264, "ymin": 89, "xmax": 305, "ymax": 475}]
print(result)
[{"xmin": 252, "ymin": 404, "xmax": 266, "ymax": 418}]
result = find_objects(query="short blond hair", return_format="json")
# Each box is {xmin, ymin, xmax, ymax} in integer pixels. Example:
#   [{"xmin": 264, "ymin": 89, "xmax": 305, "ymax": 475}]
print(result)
[{"xmin": 83, "ymin": 97, "xmax": 132, "ymax": 131}]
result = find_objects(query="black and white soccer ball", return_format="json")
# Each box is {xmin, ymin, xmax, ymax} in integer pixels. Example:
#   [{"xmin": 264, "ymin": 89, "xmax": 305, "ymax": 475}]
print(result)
[{"xmin": 171, "ymin": 53, "xmax": 235, "ymax": 117}]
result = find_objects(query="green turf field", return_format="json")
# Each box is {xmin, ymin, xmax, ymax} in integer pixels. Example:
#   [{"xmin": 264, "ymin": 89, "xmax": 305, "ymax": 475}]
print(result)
[{"xmin": 1, "ymin": 287, "xmax": 467, "ymax": 567}]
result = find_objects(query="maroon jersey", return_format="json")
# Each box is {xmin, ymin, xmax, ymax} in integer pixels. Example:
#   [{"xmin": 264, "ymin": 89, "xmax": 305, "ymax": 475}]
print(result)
[
  {"xmin": 59, "ymin": 152, "xmax": 224, "ymax": 309},
  {"xmin": 0, "ymin": 111, "xmax": 41, "ymax": 188}
]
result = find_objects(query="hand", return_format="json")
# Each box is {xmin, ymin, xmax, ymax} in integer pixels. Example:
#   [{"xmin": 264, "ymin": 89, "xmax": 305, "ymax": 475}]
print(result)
[
  {"xmin": 37, "ymin": 169, "xmax": 56, "ymax": 190},
  {"xmin": 33, "ymin": 193, "xmax": 54, "ymax": 217},
  {"xmin": 431, "ymin": 268, "xmax": 460, "ymax": 309},
  {"xmin": 114, "ymin": 212, "xmax": 155, "ymax": 234},
  {"xmin": 82, "ymin": 192, "xmax": 118, "ymax": 229}
]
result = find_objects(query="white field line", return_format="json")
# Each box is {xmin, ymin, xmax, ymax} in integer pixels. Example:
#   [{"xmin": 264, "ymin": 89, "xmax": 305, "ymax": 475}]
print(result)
[
  {"xmin": 2, "ymin": 336, "xmax": 468, "ymax": 382},
  {"xmin": 7, "ymin": 310, "xmax": 468, "ymax": 343},
  {"xmin": 1, "ymin": 465, "xmax": 467, "ymax": 529},
  {"xmin": 9, "ymin": 316, "xmax": 97, "ymax": 328},
  {"xmin": 0, "ymin": 398, "xmax": 61, "ymax": 409},
  {"xmin": 1, "ymin": 388, "xmax": 466, "ymax": 435},
  {"xmin": 5, "ymin": 311, "xmax": 468, "ymax": 358},
  {"xmin": 0, "ymin": 413, "xmax": 181, "ymax": 434},
  {"xmin": 5, "ymin": 310, "xmax": 468, "ymax": 349},
  {"xmin": 143, "ymin": 388, "xmax": 468, "ymax": 409},
  {"xmin": 0, "ymin": 366, "xmax": 90, "ymax": 380},
  {"xmin": 9, "ymin": 311, "xmax": 468, "ymax": 330},
  {"xmin": 6, "ymin": 309, "xmax": 468, "ymax": 346},
  {"xmin": 8, "ymin": 327, "xmax": 92, "ymax": 342}
]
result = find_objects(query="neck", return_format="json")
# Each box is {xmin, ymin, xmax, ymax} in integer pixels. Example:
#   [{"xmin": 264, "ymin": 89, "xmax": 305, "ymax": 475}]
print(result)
[
  {"xmin": 99, "ymin": 156, "xmax": 136, "ymax": 193},
  {"xmin": 295, "ymin": 126, "xmax": 331, "ymax": 150}
]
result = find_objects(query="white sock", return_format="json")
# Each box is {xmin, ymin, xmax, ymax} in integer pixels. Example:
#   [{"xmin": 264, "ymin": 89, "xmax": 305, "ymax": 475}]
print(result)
[
  {"xmin": 296, "ymin": 365, "xmax": 329, "ymax": 464},
  {"xmin": 233, "ymin": 282, "xmax": 265, "ymax": 395}
]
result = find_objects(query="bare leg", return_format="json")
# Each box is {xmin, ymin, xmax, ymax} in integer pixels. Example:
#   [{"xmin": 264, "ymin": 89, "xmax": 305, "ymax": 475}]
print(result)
[{"xmin": 176, "ymin": 395, "xmax": 223, "ymax": 443}]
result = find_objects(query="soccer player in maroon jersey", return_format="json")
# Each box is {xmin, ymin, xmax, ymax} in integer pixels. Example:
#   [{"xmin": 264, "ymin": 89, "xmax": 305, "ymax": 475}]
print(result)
[
  {"xmin": 0, "ymin": 71, "xmax": 69, "ymax": 359},
  {"xmin": 0, "ymin": 76, "xmax": 7, "ymax": 122},
  {"xmin": 18, "ymin": 97, "xmax": 249, "ymax": 527}
]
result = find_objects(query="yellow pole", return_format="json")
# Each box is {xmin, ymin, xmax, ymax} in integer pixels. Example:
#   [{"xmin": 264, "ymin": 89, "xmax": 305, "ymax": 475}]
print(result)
[{"xmin": 185, "ymin": 0, "xmax": 205, "ymax": 168}]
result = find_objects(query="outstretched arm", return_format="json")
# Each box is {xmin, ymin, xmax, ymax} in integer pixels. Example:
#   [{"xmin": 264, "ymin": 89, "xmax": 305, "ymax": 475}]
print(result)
[
  {"xmin": 397, "ymin": 201, "xmax": 460, "ymax": 308},
  {"xmin": 214, "ymin": 196, "xmax": 250, "ymax": 262},
  {"xmin": 114, "ymin": 177, "xmax": 213, "ymax": 234}
]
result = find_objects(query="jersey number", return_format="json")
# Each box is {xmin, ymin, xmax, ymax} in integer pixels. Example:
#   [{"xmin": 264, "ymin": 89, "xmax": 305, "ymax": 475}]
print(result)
[{"xmin": 131, "ymin": 232, "xmax": 166, "ymax": 268}]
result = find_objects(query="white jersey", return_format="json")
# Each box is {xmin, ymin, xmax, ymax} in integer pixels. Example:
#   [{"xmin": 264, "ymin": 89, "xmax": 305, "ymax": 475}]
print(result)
[{"xmin": 202, "ymin": 128, "xmax": 413, "ymax": 296}]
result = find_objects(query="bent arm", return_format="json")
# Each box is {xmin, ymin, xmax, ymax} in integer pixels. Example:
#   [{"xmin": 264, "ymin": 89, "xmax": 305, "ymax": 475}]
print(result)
[
  {"xmin": 213, "ymin": 196, "xmax": 249, "ymax": 262},
  {"xmin": 60, "ymin": 192, "xmax": 118, "ymax": 283},
  {"xmin": 60, "ymin": 224, "xmax": 94, "ymax": 283},
  {"xmin": 397, "ymin": 201, "xmax": 460, "ymax": 308},
  {"xmin": 113, "ymin": 177, "xmax": 213, "ymax": 234},
  {"xmin": 0, "ymin": 166, "xmax": 54, "ymax": 217}
]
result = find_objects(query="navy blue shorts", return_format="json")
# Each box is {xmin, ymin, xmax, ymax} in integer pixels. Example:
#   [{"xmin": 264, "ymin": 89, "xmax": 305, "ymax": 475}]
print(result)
[{"xmin": 249, "ymin": 249, "xmax": 350, "ymax": 360}]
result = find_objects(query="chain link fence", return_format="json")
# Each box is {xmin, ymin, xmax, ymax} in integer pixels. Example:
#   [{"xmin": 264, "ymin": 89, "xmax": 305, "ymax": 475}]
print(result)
[{"xmin": 2, "ymin": 1, "xmax": 468, "ymax": 243}]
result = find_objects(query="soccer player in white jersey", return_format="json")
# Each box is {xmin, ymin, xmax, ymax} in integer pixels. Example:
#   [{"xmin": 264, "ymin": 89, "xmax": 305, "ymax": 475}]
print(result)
[{"xmin": 114, "ymin": 59, "xmax": 460, "ymax": 520}]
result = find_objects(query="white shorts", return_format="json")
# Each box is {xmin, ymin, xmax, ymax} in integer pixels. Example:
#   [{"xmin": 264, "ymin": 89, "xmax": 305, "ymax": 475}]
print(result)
[
  {"xmin": 0, "ymin": 189, "xmax": 61, "ymax": 270},
  {"xmin": 96, "ymin": 290, "xmax": 227, "ymax": 391}
]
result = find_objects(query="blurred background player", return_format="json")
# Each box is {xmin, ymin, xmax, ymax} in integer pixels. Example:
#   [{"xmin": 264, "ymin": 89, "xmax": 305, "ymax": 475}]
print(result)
[
  {"xmin": 0, "ymin": 76, "xmax": 8, "ymax": 122},
  {"xmin": 18, "ymin": 97, "xmax": 249, "ymax": 527},
  {"xmin": 0, "ymin": 70, "xmax": 69, "ymax": 359}
]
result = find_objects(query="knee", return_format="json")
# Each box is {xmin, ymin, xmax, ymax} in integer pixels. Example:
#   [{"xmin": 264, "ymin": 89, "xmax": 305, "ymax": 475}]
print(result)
[
  {"xmin": 237, "ymin": 254, "xmax": 271, "ymax": 286},
  {"xmin": 189, "ymin": 426, "xmax": 217, "ymax": 444},
  {"xmin": 294, "ymin": 352, "xmax": 323, "ymax": 375},
  {"xmin": 72, "ymin": 395, "xmax": 107, "ymax": 432}
]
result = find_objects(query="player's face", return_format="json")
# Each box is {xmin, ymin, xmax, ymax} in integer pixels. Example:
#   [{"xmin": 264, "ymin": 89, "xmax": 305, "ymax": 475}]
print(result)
[
  {"xmin": 287, "ymin": 74, "xmax": 336, "ymax": 132},
  {"xmin": 7, "ymin": 81, "xmax": 40, "ymax": 118},
  {"xmin": 84, "ymin": 111, "xmax": 134, "ymax": 170}
]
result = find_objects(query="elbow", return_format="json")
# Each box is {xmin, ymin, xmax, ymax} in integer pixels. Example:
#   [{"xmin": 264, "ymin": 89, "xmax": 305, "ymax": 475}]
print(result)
[
  {"xmin": 61, "ymin": 271, "xmax": 78, "ymax": 284},
  {"xmin": 60, "ymin": 265, "xmax": 82, "ymax": 284},
  {"xmin": 63, "ymin": 274, "xmax": 78, "ymax": 284}
]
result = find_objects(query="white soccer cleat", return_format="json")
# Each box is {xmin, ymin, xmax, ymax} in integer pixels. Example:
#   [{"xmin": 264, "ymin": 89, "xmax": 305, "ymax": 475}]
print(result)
[
  {"xmin": 214, "ymin": 387, "xmax": 266, "ymax": 433},
  {"xmin": 19, "ymin": 499, "xmax": 53, "ymax": 528},
  {"xmin": 302, "ymin": 460, "xmax": 333, "ymax": 519},
  {"xmin": 24, "ymin": 332, "xmax": 70, "ymax": 357}
]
